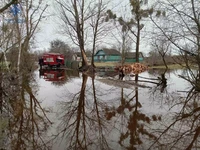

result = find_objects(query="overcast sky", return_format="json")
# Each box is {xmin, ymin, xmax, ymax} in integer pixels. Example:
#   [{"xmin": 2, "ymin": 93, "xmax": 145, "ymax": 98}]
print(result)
[
  {"xmin": 0, "ymin": 0, "xmax": 156, "ymax": 55},
  {"xmin": 34, "ymin": 0, "xmax": 60, "ymax": 51},
  {"xmin": 34, "ymin": 0, "xmax": 154, "ymax": 55},
  {"xmin": 35, "ymin": 0, "xmax": 133, "ymax": 50}
]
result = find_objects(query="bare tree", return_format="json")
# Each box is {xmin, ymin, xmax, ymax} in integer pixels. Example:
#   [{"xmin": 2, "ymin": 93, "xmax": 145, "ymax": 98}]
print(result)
[
  {"xmin": 55, "ymin": 0, "xmax": 110, "ymax": 73},
  {"xmin": 0, "ymin": 0, "xmax": 18, "ymax": 14},
  {"xmin": 56, "ymin": 0, "xmax": 89, "ymax": 70},
  {"xmin": 106, "ymin": 0, "xmax": 151, "ymax": 81},
  {"xmin": 118, "ymin": 28, "xmax": 132, "ymax": 65},
  {"xmin": 149, "ymin": 34, "xmax": 172, "ymax": 89},
  {"xmin": 146, "ymin": 0, "xmax": 200, "ymax": 149},
  {"xmin": 0, "ymin": 0, "xmax": 48, "ymax": 72},
  {"xmin": 110, "ymin": 5, "xmax": 134, "ymax": 65},
  {"xmin": 150, "ymin": 0, "xmax": 200, "ymax": 91},
  {"xmin": 17, "ymin": 1, "xmax": 48, "ymax": 72},
  {"xmin": 0, "ymin": 2, "xmax": 51, "ymax": 148},
  {"xmin": 106, "ymin": 0, "xmax": 150, "ymax": 63},
  {"xmin": 150, "ymin": 35, "xmax": 172, "ymax": 70},
  {"xmin": 89, "ymin": 0, "xmax": 110, "ymax": 69}
]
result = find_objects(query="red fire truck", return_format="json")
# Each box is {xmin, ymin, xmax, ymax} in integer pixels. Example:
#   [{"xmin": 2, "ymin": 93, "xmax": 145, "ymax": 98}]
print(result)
[{"xmin": 39, "ymin": 53, "xmax": 65, "ymax": 68}]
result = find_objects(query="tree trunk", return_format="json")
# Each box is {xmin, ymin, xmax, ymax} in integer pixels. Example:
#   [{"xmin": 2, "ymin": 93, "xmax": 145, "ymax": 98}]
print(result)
[
  {"xmin": 135, "ymin": 19, "xmax": 140, "ymax": 63},
  {"xmin": 81, "ymin": 48, "xmax": 88, "ymax": 67},
  {"xmin": 135, "ymin": 19, "xmax": 140, "ymax": 81}
]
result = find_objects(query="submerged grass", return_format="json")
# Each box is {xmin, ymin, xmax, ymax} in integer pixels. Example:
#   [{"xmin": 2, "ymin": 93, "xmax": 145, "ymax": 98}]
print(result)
[
  {"xmin": 94, "ymin": 62, "xmax": 120, "ymax": 67},
  {"xmin": 150, "ymin": 64, "xmax": 185, "ymax": 69},
  {"xmin": 94, "ymin": 62, "xmax": 185, "ymax": 69}
]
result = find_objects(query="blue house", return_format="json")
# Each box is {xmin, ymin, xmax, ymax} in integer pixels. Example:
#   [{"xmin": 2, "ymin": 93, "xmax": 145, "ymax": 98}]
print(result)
[
  {"xmin": 94, "ymin": 48, "xmax": 121, "ymax": 62},
  {"xmin": 94, "ymin": 49, "xmax": 144, "ymax": 63}
]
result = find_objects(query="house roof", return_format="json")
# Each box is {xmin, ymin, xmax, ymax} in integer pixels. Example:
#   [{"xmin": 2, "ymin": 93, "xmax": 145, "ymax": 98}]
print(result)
[
  {"xmin": 96, "ymin": 48, "xmax": 121, "ymax": 55},
  {"xmin": 124, "ymin": 52, "xmax": 143, "ymax": 58}
]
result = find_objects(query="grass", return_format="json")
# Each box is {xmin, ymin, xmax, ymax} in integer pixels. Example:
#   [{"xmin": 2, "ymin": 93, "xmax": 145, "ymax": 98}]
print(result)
[
  {"xmin": 150, "ymin": 64, "xmax": 185, "ymax": 69},
  {"xmin": 94, "ymin": 62, "xmax": 185, "ymax": 69},
  {"xmin": 94, "ymin": 62, "xmax": 120, "ymax": 67}
]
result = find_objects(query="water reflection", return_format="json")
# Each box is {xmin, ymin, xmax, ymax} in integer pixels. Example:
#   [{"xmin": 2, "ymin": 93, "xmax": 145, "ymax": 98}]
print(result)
[
  {"xmin": 111, "ymin": 86, "xmax": 161, "ymax": 150},
  {"xmin": 0, "ymin": 69, "xmax": 52, "ymax": 150},
  {"xmin": 39, "ymin": 69, "xmax": 66, "ymax": 82},
  {"xmin": 49, "ymin": 69, "xmax": 199, "ymax": 150},
  {"xmin": 53, "ymin": 74, "xmax": 111, "ymax": 149},
  {"xmin": 144, "ymin": 69, "xmax": 200, "ymax": 149},
  {"xmin": 52, "ymin": 73, "xmax": 163, "ymax": 149},
  {"xmin": 148, "ymin": 91, "xmax": 200, "ymax": 149},
  {"xmin": 39, "ymin": 69, "xmax": 80, "ymax": 86},
  {"xmin": 2, "ymin": 68, "xmax": 199, "ymax": 149}
]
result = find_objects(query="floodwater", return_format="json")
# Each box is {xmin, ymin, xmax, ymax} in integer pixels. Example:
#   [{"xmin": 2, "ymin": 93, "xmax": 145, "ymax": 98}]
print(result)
[{"xmin": 1, "ymin": 68, "xmax": 199, "ymax": 150}]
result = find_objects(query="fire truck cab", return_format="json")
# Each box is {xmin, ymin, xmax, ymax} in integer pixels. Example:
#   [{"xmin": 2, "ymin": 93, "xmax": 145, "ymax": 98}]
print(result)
[{"xmin": 39, "ymin": 53, "xmax": 65, "ymax": 68}]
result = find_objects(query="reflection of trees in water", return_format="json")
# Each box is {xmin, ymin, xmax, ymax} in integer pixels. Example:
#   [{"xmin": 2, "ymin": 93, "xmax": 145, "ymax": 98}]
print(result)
[
  {"xmin": 179, "ymin": 68, "xmax": 200, "ymax": 92},
  {"xmin": 149, "ymin": 91, "xmax": 200, "ymax": 149},
  {"xmin": 55, "ymin": 74, "xmax": 111, "ymax": 149},
  {"xmin": 0, "ymin": 70, "xmax": 52, "ymax": 149},
  {"xmin": 54, "ymin": 70, "xmax": 200, "ymax": 149},
  {"xmin": 147, "ymin": 68, "xmax": 176, "ymax": 76},
  {"xmin": 91, "ymin": 75, "xmax": 110, "ymax": 149},
  {"xmin": 141, "ymin": 68, "xmax": 170, "ymax": 95},
  {"xmin": 104, "ymin": 86, "xmax": 162, "ymax": 150},
  {"xmin": 55, "ymin": 74, "xmax": 163, "ymax": 150},
  {"xmin": 147, "ymin": 71, "xmax": 200, "ymax": 150}
]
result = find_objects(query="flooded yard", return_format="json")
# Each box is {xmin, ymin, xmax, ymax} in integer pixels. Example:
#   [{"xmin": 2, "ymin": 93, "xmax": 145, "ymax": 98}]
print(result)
[{"xmin": 0, "ymin": 68, "xmax": 199, "ymax": 150}]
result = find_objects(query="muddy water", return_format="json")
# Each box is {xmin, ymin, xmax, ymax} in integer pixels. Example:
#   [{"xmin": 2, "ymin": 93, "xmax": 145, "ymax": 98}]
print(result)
[
  {"xmin": 34, "ymin": 68, "xmax": 197, "ymax": 150},
  {"xmin": 1, "ymin": 68, "xmax": 199, "ymax": 150}
]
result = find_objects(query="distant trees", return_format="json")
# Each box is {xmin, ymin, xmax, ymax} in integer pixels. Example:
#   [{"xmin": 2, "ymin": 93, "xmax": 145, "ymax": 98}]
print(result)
[
  {"xmin": 150, "ymin": 0, "xmax": 200, "ymax": 91},
  {"xmin": 147, "ymin": 1, "xmax": 200, "ymax": 149},
  {"xmin": 106, "ymin": 0, "xmax": 152, "ymax": 81},
  {"xmin": 55, "ymin": 0, "xmax": 110, "ymax": 72},
  {"xmin": 128, "ymin": 0, "xmax": 149, "ymax": 63},
  {"xmin": 0, "ymin": 2, "xmax": 51, "ymax": 149},
  {"xmin": 50, "ymin": 40, "xmax": 70, "ymax": 53},
  {"xmin": 89, "ymin": 0, "xmax": 110, "ymax": 68},
  {"xmin": 106, "ymin": 0, "xmax": 152, "ymax": 63},
  {"xmin": 55, "ymin": 0, "xmax": 89, "ymax": 69},
  {"xmin": 17, "ymin": 1, "xmax": 48, "ymax": 72},
  {"xmin": 149, "ymin": 35, "xmax": 172, "ymax": 70},
  {"xmin": 0, "ymin": 0, "xmax": 48, "ymax": 72},
  {"xmin": 49, "ymin": 39, "xmax": 74, "ymax": 60},
  {"xmin": 107, "ymin": 5, "xmax": 133, "ymax": 65}
]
